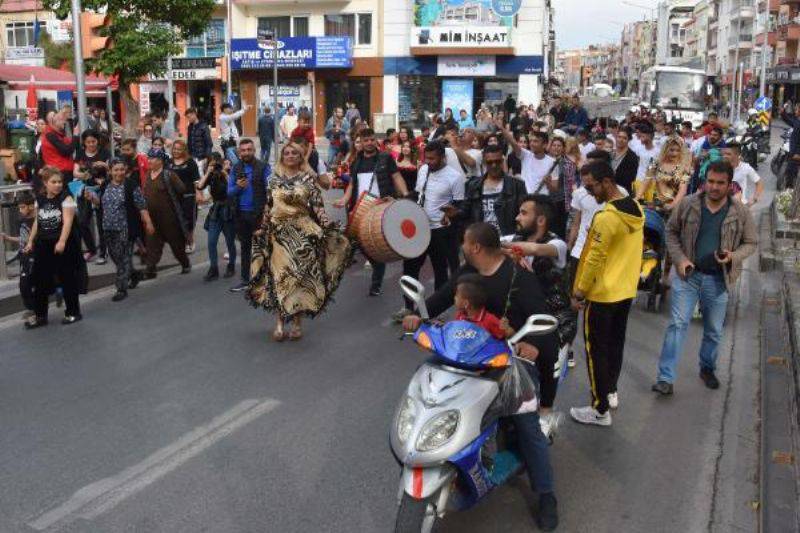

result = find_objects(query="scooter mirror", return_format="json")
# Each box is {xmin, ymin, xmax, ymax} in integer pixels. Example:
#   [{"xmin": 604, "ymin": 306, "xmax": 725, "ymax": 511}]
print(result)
[
  {"xmin": 399, "ymin": 276, "xmax": 429, "ymax": 320},
  {"xmin": 508, "ymin": 314, "xmax": 559, "ymax": 345}
]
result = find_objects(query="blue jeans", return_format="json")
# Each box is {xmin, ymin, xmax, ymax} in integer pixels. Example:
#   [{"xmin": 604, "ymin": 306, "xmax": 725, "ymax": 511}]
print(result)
[
  {"xmin": 509, "ymin": 365, "xmax": 554, "ymax": 494},
  {"xmin": 260, "ymin": 140, "xmax": 272, "ymax": 163},
  {"xmin": 207, "ymin": 216, "xmax": 236, "ymax": 272},
  {"xmin": 657, "ymin": 271, "xmax": 729, "ymax": 383}
]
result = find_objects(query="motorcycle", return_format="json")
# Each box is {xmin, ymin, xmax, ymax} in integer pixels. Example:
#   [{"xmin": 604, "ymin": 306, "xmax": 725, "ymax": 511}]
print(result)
[
  {"xmin": 727, "ymin": 123, "xmax": 760, "ymax": 169},
  {"xmin": 772, "ymin": 128, "xmax": 792, "ymax": 189},
  {"xmin": 391, "ymin": 276, "xmax": 558, "ymax": 533}
]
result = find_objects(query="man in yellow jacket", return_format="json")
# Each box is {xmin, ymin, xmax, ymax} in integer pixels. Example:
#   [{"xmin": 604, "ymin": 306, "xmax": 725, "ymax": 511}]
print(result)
[{"xmin": 570, "ymin": 160, "xmax": 644, "ymax": 426}]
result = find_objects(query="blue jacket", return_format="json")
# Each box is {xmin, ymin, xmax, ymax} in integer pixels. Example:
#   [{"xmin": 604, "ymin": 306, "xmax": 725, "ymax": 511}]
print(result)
[
  {"xmin": 228, "ymin": 159, "xmax": 271, "ymax": 216},
  {"xmin": 565, "ymin": 106, "xmax": 589, "ymax": 129},
  {"xmin": 457, "ymin": 117, "xmax": 475, "ymax": 130}
]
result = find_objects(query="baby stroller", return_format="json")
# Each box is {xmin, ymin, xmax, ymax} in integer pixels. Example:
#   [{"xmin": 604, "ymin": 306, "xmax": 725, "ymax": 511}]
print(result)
[{"xmin": 639, "ymin": 207, "xmax": 666, "ymax": 312}]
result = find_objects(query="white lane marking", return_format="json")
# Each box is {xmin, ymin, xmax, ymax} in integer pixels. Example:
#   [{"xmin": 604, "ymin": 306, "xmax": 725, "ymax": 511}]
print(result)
[{"xmin": 28, "ymin": 398, "xmax": 280, "ymax": 531}]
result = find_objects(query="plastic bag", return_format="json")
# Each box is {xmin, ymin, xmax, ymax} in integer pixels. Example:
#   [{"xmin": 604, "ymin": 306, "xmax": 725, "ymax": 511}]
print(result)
[{"xmin": 486, "ymin": 357, "xmax": 540, "ymax": 421}]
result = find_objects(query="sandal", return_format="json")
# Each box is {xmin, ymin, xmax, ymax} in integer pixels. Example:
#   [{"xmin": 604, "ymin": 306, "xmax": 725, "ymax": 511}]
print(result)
[
  {"xmin": 272, "ymin": 327, "xmax": 287, "ymax": 342},
  {"xmin": 289, "ymin": 327, "xmax": 303, "ymax": 341}
]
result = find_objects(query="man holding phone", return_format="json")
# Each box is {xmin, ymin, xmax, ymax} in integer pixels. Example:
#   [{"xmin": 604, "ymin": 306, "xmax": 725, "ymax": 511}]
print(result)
[{"xmin": 653, "ymin": 161, "xmax": 757, "ymax": 395}]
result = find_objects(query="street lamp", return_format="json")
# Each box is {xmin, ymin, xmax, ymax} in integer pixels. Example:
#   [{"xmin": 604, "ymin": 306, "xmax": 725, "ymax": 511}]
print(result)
[{"xmin": 258, "ymin": 29, "xmax": 280, "ymax": 163}]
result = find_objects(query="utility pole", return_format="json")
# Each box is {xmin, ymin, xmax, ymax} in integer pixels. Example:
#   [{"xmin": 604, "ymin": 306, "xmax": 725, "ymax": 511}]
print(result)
[
  {"xmin": 70, "ymin": 0, "xmax": 88, "ymax": 133},
  {"xmin": 731, "ymin": 14, "xmax": 742, "ymax": 121},
  {"xmin": 760, "ymin": 2, "xmax": 769, "ymax": 98},
  {"xmin": 226, "ymin": 0, "xmax": 233, "ymax": 103},
  {"xmin": 273, "ymin": 38, "xmax": 279, "ymax": 159},
  {"xmin": 166, "ymin": 55, "xmax": 174, "ymax": 128}
]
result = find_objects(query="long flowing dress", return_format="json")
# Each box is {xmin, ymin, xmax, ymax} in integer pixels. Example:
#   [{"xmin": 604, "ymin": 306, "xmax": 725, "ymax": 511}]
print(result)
[{"xmin": 246, "ymin": 171, "xmax": 352, "ymax": 319}]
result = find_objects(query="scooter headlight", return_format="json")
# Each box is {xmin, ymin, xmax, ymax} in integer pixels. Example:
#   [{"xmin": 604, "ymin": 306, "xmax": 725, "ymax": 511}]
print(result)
[
  {"xmin": 416, "ymin": 410, "xmax": 460, "ymax": 452},
  {"xmin": 396, "ymin": 396, "xmax": 417, "ymax": 446}
]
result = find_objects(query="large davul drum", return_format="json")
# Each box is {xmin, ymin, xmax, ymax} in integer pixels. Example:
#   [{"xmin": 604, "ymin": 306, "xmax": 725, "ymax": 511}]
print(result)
[{"xmin": 358, "ymin": 198, "xmax": 431, "ymax": 263}]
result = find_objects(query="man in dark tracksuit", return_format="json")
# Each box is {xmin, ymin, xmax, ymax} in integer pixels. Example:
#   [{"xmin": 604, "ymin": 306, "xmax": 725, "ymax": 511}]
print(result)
[
  {"xmin": 781, "ymin": 103, "xmax": 800, "ymax": 189},
  {"xmin": 228, "ymin": 139, "xmax": 271, "ymax": 292}
]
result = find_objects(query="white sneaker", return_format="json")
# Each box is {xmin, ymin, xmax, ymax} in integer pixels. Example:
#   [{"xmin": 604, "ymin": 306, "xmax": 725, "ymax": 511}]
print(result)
[
  {"xmin": 539, "ymin": 412, "xmax": 563, "ymax": 440},
  {"xmin": 364, "ymin": 260, "xmax": 372, "ymax": 269},
  {"xmin": 570, "ymin": 406, "xmax": 612, "ymax": 426},
  {"xmin": 223, "ymin": 252, "xmax": 230, "ymax": 261},
  {"xmin": 608, "ymin": 392, "xmax": 619, "ymax": 409},
  {"xmin": 567, "ymin": 352, "xmax": 576, "ymax": 368}
]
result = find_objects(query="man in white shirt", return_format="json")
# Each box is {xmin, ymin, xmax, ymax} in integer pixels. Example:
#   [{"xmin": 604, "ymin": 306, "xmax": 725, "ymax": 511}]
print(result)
[
  {"xmin": 279, "ymin": 106, "xmax": 298, "ymax": 141},
  {"xmin": 632, "ymin": 122, "xmax": 659, "ymax": 180},
  {"xmin": 219, "ymin": 103, "xmax": 249, "ymax": 162},
  {"xmin": 577, "ymin": 129, "xmax": 596, "ymax": 160},
  {"xmin": 460, "ymin": 128, "xmax": 484, "ymax": 178},
  {"xmin": 499, "ymin": 123, "xmax": 555, "ymax": 194},
  {"xmin": 394, "ymin": 140, "xmax": 465, "ymax": 321},
  {"xmin": 724, "ymin": 143, "xmax": 763, "ymax": 206},
  {"xmin": 441, "ymin": 126, "xmax": 476, "ymax": 179}
]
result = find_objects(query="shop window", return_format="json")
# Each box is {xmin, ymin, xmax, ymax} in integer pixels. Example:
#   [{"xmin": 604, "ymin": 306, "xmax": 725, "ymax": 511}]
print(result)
[
  {"xmin": 325, "ymin": 13, "xmax": 372, "ymax": 45},
  {"xmin": 358, "ymin": 13, "xmax": 372, "ymax": 45},
  {"xmin": 6, "ymin": 21, "xmax": 35, "ymax": 48},
  {"xmin": 398, "ymin": 76, "xmax": 441, "ymax": 129},
  {"xmin": 186, "ymin": 19, "xmax": 224, "ymax": 58}
]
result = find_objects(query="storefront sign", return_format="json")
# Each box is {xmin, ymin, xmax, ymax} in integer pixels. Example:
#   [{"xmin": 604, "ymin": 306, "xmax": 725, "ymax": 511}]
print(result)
[
  {"xmin": 438, "ymin": 56, "xmax": 496, "ymax": 76},
  {"xmin": 5, "ymin": 47, "xmax": 44, "ymax": 61},
  {"xmin": 491, "ymin": 0, "xmax": 522, "ymax": 17},
  {"xmin": 412, "ymin": 26, "xmax": 510, "ymax": 47},
  {"xmin": 414, "ymin": 0, "xmax": 512, "ymax": 27},
  {"xmin": 442, "ymin": 79, "xmax": 474, "ymax": 119},
  {"xmin": 385, "ymin": 55, "xmax": 543, "ymax": 76},
  {"xmin": 231, "ymin": 37, "xmax": 352, "ymax": 70},
  {"xmin": 267, "ymin": 86, "xmax": 302, "ymax": 97},
  {"xmin": 46, "ymin": 19, "xmax": 72, "ymax": 43}
]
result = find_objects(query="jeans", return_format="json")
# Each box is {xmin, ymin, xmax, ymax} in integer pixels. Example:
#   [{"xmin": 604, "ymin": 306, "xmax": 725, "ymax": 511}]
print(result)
[
  {"xmin": 207, "ymin": 216, "xmax": 237, "ymax": 272},
  {"xmin": 260, "ymin": 140, "xmax": 273, "ymax": 163},
  {"xmin": 370, "ymin": 261, "xmax": 386, "ymax": 292},
  {"xmin": 235, "ymin": 211, "xmax": 258, "ymax": 282},
  {"xmin": 509, "ymin": 365, "xmax": 554, "ymax": 494},
  {"xmin": 657, "ymin": 271, "xmax": 729, "ymax": 384}
]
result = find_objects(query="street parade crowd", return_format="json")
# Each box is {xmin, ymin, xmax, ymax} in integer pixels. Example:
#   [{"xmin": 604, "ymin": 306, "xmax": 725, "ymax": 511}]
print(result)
[{"xmin": 2, "ymin": 94, "xmax": 761, "ymax": 531}]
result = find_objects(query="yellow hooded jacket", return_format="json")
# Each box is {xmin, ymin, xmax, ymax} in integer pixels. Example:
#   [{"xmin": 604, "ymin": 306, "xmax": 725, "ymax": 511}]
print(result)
[{"xmin": 575, "ymin": 196, "xmax": 644, "ymax": 303}]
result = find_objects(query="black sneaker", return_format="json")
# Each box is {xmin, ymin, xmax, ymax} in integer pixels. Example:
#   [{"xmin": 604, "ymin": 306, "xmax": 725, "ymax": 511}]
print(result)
[
  {"xmin": 204, "ymin": 268, "xmax": 219, "ymax": 282},
  {"xmin": 700, "ymin": 368, "xmax": 720, "ymax": 389},
  {"xmin": 24, "ymin": 317, "xmax": 48, "ymax": 330},
  {"xmin": 224, "ymin": 264, "xmax": 236, "ymax": 278},
  {"xmin": 537, "ymin": 492, "xmax": 558, "ymax": 532},
  {"xmin": 368, "ymin": 287, "xmax": 382, "ymax": 297},
  {"xmin": 111, "ymin": 290, "xmax": 128, "ymax": 302},
  {"xmin": 180, "ymin": 265, "xmax": 192, "ymax": 275},
  {"xmin": 129, "ymin": 271, "xmax": 141, "ymax": 289},
  {"xmin": 143, "ymin": 270, "xmax": 157, "ymax": 280},
  {"xmin": 229, "ymin": 281, "xmax": 249, "ymax": 293},
  {"xmin": 651, "ymin": 381, "xmax": 674, "ymax": 395},
  {"xmin": 61, "ymin": 314, "xmax": 83, "ymax": 325}
]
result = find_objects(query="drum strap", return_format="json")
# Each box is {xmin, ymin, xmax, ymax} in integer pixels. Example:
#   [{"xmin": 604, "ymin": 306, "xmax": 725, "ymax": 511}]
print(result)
[
  {"xmin": 535, "ymin": 159, "xmax": 560, "ymax": 194},
  {"xmin": 417, "ymin": 165, "xmax": 431, "ymax": 209}
]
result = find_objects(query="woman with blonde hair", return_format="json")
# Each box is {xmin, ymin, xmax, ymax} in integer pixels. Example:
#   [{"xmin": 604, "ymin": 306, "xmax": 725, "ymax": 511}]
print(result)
[
  {"xmin": 168, "ymin": 138, "xmax": 201, "ymax": 252},
  {"xmin": 564, "ymin": 136, "xmax": 583, "ymax": 168},
  {"xmin": 246, "ymin": 141, "xmax": 351, "ymax": 342}
]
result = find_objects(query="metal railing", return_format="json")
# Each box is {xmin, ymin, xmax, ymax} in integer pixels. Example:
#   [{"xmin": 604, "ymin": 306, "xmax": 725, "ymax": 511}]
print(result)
[{"xmin": 0, "ymin": 183, "xmax": 32, "ymax": 281}]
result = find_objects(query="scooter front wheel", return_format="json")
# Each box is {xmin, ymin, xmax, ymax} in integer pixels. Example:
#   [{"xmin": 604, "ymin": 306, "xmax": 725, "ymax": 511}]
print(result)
[{"xmin": 394, "ymin": 493, "xmax": 440, "ymax": 533}]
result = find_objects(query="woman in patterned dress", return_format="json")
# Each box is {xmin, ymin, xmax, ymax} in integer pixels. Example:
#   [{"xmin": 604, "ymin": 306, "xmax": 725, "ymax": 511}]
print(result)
[{"xmin": 246, "ymin": 141, "xmax": 352, "ymax": 341}]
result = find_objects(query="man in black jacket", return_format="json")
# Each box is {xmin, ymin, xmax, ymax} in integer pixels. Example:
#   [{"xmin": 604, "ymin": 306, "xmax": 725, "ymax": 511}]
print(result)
[
  {"xmin": 257, "ymin": 107, "xmax": 275, "ymax": 163},
  {"xmin": 228, "ymin": 139, "xmax": 271, "ymax": 292},
  {"xmin": 402, "ymin": 222, "xmax": 560, "ymax": 532},
  {"xmin": 186, "ymin": 108, "xmax": 213, "ymax": 174},
  {"xmin": 611, "ymin": 126, "xmax": 639, "ymax": 194},
  {"xmin": 454, "ymin": 144, "xmax": 526, "ymax": 236}
]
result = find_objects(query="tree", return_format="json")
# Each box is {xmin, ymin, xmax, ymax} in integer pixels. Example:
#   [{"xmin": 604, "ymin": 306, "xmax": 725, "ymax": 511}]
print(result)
[
  {"xmin": 42, "ymin": 0, "xmax": 215, "ymax": 130},
  {"xmin": 39, "ymin": 32, "xmax": 74, "ymax": 71}
]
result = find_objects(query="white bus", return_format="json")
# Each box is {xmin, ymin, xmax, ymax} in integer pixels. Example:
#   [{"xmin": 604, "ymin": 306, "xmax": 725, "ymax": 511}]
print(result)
[{"xmin": 640, "ymin": 66, "xmax": 707, "ymax": 126}]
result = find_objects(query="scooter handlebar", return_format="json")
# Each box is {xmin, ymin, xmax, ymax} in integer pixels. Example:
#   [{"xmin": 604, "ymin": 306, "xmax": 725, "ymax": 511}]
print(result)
[
  {"xmin": 508, "ymin": 314, "xmax": 559, "ymax": 345},
  {"xmin": 399, "ymin": 276, "xmax": 429, "ymax": 320}
]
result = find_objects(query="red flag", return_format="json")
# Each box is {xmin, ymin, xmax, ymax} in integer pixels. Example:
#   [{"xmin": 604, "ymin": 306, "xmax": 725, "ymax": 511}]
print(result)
[{"xmin": 26, "ymin": 75, "xmax": 38, "ymax": 121}]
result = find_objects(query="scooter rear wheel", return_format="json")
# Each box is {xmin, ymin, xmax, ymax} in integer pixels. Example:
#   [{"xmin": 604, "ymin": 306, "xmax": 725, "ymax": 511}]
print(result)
[{"xmin": 394, "ymin": 493, "xmax": 440, "ymax": 533}]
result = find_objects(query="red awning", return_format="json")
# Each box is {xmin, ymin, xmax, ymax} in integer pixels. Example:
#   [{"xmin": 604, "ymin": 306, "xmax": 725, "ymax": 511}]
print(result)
[{"xmin": 0, "ymin": 65, "xmax": 112, "ymax": 92}]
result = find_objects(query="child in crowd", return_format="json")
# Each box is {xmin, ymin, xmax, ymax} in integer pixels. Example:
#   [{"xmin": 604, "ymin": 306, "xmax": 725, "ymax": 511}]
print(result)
[
  {"xmin": 454, "ymin": 274, "xmax": 512, "ymax": 340},
  {"xmin": 1, "ymin": 192, "xmax": 36, "ymax": 316}
]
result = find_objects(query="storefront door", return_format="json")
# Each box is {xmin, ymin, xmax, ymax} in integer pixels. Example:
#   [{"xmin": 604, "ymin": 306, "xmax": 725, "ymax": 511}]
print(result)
[
  {"xmin": 325, "ymin": 79, "xmax": 370, "ymax": 125},
  {"xmin": 190, "ymin": 82, "xmax": 217, "ymax": 127}
]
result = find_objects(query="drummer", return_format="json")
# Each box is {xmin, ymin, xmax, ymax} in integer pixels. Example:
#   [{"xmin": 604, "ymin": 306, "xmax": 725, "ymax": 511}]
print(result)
[
  {"xmin": 332, "ymin": 128, "xmax": 409, "ymax": 296},
  {"xmin": 392, "ymin": 139, "xmax": 465, "ymax": 323}
]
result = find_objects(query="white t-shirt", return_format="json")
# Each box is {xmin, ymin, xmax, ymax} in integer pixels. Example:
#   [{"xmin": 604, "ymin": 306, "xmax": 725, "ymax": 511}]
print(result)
[
  {"xmin": 733, "ymin": 161, "xmax": 761, "ymax": 204},
  {"xmin": 633, "ymin": 143, "xmax": 659, "ymax": 180},
  {"xmin": 445, "ymin": 147, "xmax": 467, "ymax": 179},
  {"xmin": 520, "ymin": 149, "xmax": 555, "ymax": 195},
  {"xmin": 356, "ymin": 171, "xmax": 379, "ymax": 198},
  {"xmin": 579, "ymin": 142, "xmax": 596, "ymax": 159},
  {"xmin": 536, "ymin": 238, "xmax": 568, "ymax": 269},
  {"xmin": 481, "ymin": 180, "xmax": 503, "ymax": 230},
  {"xmin": 416, "ymin": 164, "xmax": 466, "ymax": 229},
  {"xmin": 280, "ymin": 114, "xmax": 298, "ymax": 137},
  {"xmin": 570, "ymin": 185, "xmax": 629, "ymax": 259}
]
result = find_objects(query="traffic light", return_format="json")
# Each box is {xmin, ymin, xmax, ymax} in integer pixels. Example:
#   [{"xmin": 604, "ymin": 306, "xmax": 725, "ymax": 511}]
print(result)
[{"xmin": 80, "ymin": 12, "xmax": 111, "ymax": 60}]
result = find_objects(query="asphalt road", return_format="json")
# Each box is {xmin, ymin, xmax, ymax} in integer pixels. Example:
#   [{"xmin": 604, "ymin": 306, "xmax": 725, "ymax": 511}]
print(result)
[{"xmin": 0, "ymin": 145, "xmax": 778, "ymax": 532}]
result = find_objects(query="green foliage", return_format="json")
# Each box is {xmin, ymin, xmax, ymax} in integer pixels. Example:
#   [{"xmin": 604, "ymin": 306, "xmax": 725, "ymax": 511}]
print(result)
[
  {"xmin": 39, "ymin": 31, "xmax": 74, "ymax": 71},
  {"xmin": 41, "ymin": 0, "xmax": 215, "ymax": 85}
]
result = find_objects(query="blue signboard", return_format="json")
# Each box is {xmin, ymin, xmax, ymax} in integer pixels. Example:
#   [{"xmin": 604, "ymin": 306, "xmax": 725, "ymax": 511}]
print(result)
[
  {"xmin": 755, "ymin": 96, "xmax": 772, "ymax": 112},
  {"xmin": 231, "ymin": 37, "xmax": 352, "ymax": 70},
  {"xmin": 491, "ymin": 0, "xmax": 522, "ymax": 17},
  {"xmin": 442, "ymin": 79, "xmax": 474, "ymax": 119}
]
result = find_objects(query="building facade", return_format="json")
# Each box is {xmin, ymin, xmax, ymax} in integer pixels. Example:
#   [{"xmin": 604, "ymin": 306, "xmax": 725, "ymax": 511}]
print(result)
[
  {"xmin": 0, "ymin": 0, "xmax": 63, "ymax": 68},
  {"xmin": 382, "ymin": 0, "xmax": 551, "ymax": 129}
]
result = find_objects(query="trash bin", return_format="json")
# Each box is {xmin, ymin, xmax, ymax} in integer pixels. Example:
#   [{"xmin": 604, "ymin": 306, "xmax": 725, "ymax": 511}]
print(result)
[{"xmin": 9, "ymin": 128, "xmax": 35, "ymax": 164}]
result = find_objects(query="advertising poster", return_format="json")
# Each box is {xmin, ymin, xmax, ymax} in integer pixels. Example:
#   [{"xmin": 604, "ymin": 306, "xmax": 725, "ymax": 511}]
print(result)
[
  {"xmin": 414, "ymin": 0, "xmax": 514, "ymax": 27},
  {"xmin": 442, "ymin": 79, "xmax": 474, "ymax": 118}
]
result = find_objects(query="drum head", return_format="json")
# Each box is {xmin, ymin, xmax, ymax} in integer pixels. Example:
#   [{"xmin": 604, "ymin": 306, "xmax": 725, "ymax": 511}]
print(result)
[{"xmin": 381, "ymin": 199, "xmax": 431, "ymax": 259}]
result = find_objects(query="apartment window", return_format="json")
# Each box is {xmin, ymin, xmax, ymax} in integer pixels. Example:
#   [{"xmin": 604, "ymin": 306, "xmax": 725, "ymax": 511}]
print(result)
[
  {"xmin": 6, "ymin": 21, "xmax": 35, "ymax": 48},
  {"xmin": 186, "ymin": 19, "xmax": 225, "ymax": 58},
  {"xmin": 293, "ymin": 16, "xmax": 309, "ymax": 37},
  {"xmin": 325, "ymin": 13, "xmax": 372, "ymax": 45},
  {"xmin": 258, "ymin": 17, "xmax": 291, "ymax": 38}
]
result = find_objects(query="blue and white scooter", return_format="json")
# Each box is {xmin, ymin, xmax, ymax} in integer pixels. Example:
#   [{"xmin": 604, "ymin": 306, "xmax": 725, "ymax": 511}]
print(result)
[{"xmin": 391, "ymin": 276, "xmax": 558, "ymax": 533}]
